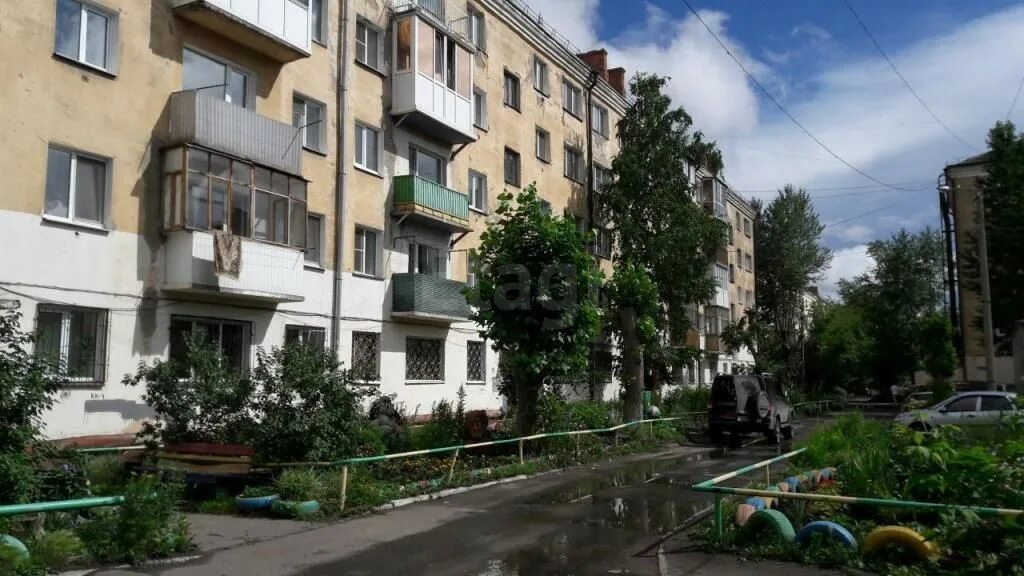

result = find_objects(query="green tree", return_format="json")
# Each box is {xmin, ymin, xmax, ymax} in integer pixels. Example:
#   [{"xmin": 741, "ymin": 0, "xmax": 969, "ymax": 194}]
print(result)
[
  {"xmin": 601, "ymin": 73, "xmax": 727, "ymax": 420},
  {"xmin": 962, "ymin": 121, "xmax": 1024, "ymax": 353},
  {"xmin": 467, "ymin": 186, "xmax": 601, "ymax": 434},
  {"xmin": 804, "ymin": 302, "xmax": 875, "ymax": 394},
  {"xmin": 721, "ymin": 308, "xmax": 782, "ymax": 374},
  {"xmin": 753, "ymin": 186, "xmax": 832, "ymax": 389}
]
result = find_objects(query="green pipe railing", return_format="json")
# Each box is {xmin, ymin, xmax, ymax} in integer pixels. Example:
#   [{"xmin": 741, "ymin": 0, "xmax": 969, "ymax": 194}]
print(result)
[{"xmin": 0, "ymin": 496, "xmax": 124, "ymax": 518}]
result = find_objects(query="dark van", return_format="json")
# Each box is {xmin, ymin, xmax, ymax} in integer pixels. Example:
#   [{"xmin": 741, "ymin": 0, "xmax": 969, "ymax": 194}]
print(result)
[{"xmin": 708, "ymin": 373, "xmax": 793, "ymax": 443}]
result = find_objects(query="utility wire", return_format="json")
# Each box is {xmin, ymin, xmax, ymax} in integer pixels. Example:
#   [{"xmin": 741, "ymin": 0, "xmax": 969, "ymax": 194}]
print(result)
[
  {"xmin": 1008, "ymin": 71, "xmax": 1024, "ymax": 120},
  {"xmin": 841, "ymin": 0, "xmax": 977, "ymax": 152},
  {"xmin": 681, "ymin": 0, "xmax": 916, "ymax": 192},
  {"xmin": 826, "ymin": 200, "xmax": 906, "ymax": 227},
  {"xmin": 738, "ymin": 181, "xmax": 932, "ymax": 195}
]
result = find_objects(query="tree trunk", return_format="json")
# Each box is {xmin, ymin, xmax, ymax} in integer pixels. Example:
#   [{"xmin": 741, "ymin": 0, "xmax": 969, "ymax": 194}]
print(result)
[
  {"xmin": 620, "ymin": 308, "xmax": 644, "ymax": 422},
  {"xmin": 515, "ymin": 368, "xmax": 540, "ymax": 436}
]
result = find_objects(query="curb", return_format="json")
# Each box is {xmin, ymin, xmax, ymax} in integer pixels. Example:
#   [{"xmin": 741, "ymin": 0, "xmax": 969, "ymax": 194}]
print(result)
[{"xmin": 58, "ymin": 554, "xmax": 203, "ymax": 576}]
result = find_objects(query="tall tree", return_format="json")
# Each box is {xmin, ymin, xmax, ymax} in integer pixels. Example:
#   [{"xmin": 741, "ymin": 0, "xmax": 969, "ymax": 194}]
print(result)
[
  {"xmin": 601, "ymin": 74, "xmax": 727, "ymax": 420},
  {"xmin": 468, "ymin": 186, "xmax": 601, "ymax": 434},
  {"xmin": 963, "ymin": 121, "xmax": 1024, "ymax": 353},
  {"xmin": 753, "ymin": 186, "xmax": 832, "ymax": 388}
]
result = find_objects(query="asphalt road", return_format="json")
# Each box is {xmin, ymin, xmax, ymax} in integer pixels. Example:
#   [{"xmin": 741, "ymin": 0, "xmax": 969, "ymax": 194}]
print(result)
[{"xmin": 106, "ymin": 420, "xmax": 830, "ymax": 576}]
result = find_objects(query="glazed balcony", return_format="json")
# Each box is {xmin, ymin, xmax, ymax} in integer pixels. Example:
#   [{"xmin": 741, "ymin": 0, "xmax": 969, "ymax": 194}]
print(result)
[{"xmin": 172, "ymin": 0, "xmax": 311, "ymax": 62}]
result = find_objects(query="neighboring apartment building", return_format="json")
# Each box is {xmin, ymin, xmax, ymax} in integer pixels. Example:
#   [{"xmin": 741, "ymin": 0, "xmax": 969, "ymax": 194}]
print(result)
[
  {"xmin": 0, "ymin": 0, "xmax": 627, "ymax": 439},
  {"xmin": 943, "ymin": 153, "xmax": 1016, "ymax": 387},
  {"xmin": 726, "ymin": 190, "xmax": 756, "ymax": 373}
]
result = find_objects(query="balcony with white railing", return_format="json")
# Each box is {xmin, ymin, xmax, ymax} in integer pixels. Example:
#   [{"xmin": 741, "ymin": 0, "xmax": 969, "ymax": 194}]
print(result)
[{"xmin": 172, "ymin": 0, "xmax": 311, "ymax": 62}]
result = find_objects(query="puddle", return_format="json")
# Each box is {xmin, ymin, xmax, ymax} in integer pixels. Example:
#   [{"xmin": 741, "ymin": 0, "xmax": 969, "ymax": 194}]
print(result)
[
  {"xmin": 471, "ymin": 523, "xmax": 642, "ymax": 575},
  {"xmin": 528, "ymin": 456, "xmax": 708, "ymax": 505},
  {"xmin": 581, "ymin": 494, "xmax": 708, "ymax": 536}
]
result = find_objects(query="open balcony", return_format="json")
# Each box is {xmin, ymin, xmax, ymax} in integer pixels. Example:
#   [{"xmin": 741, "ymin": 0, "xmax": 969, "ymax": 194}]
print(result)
[
  {"xmin": 167, "ymin": 90, "xmax": 301, "ymax": 175},
  {"xmin": 172, "ymin": 0, "xmax": 311, "ymax": 62},
  {"xmin": 392, "ymin": 175, "xmax": 471, "ymax": 232},
  {"xmin": 392, "ymin": 273, "xmax": 471, "ymax": 323}
]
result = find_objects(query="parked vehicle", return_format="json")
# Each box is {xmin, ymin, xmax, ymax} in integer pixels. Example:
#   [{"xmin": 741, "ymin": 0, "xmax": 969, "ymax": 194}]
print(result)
[
  {"xmin": 708, "ymin": 373, "xmax": 793, "ymax": 444},
  {"xmin": 894, "ymin": 391, "xmax": 1018, "ymax": 430}
]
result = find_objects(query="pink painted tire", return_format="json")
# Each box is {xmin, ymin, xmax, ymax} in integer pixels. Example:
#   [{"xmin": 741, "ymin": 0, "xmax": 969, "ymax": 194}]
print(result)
[{"xmin": 735, "ymin": 503, "xmax": 757, "ymax": 527}]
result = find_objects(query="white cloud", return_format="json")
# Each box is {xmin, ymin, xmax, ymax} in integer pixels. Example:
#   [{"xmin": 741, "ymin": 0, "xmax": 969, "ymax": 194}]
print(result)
[
  {"xmin": 790, "ymin": 22, "xmax": 832, "ymax": 44},
  {"xmin": 829, "ymin": 223, "xmax": 875, "ymax": 244},
  {"xmin": 820, "ymin": 246, "xmax": 875, "ymax": 299},
  {"xmin": 520, "ymin": 0, "xmax": 600, "ymax": 50}
]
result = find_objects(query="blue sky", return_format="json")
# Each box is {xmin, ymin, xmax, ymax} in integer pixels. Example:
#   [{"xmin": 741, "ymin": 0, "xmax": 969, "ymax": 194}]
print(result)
[{"xmin": 523, "ymin": 0, "xmax": 1024, "ymax": 295}]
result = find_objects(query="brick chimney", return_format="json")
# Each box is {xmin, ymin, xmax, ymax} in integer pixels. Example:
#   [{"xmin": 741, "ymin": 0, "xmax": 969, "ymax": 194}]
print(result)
[
  {"xmin": 577, "ymin": 49, "xmax": 608, "ymax": 80},
  {"xmin": 607, "ymin": 67, "xmax": 626, "ymax": 96}
]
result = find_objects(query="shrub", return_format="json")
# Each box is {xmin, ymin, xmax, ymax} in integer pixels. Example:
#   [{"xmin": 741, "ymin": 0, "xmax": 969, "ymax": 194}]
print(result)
[
  {"xmin": 413, "ymin": 397, "xmax": 464, "ymax": 450},
  {"xmin": 274, "ymin": 468, "xmax": 324, "ymax": 502},
  {"xmin": 29, "ymin": 530, "xmax": 83, "ymax": 571},
  {"xmin": 662, "ymin": 386, "xmax": 709, "ymax": 415},
  {"xmin": 77, "ymin": 474, "xmax": 192, "ymax": 565},
  {"xmin": 84, "ymin": 455, "xmax": 125, "ymax": 496}
]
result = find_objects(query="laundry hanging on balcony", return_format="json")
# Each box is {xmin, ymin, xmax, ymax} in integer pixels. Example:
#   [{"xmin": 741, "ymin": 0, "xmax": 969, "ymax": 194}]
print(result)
[{"xmin": 214, "ymin": 231, "xmax": 241, "ymax": 278}]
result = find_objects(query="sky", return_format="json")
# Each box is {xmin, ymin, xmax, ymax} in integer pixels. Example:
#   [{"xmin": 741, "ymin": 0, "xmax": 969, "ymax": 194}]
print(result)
[{"xmin": 521, "ymin": 0, "xmax": 1024, "ymax": 297}]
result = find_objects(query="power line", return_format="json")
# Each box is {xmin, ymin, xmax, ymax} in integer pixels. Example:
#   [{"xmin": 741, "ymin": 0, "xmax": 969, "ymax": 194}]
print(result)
[
  {"xmin": 681, "ymin": 0, "xmax": 916, "ymax": 192},
  {"xmin": 825, "ymin": 200, "xmax": 906, "ymax": 227},
  {"xmin": 1008, "ymin": 71, "xmax": 1024, "ymax": 120},
  {"xmin": 841, "ymin": 0, "xmax": 977, "ymax": 152},
  {"xmin": 738, "ymin": 181, "xmax": 932, "ymax": 195}
]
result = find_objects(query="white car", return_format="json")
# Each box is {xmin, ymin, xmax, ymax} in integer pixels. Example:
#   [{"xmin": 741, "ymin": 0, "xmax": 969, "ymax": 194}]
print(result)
[{"xmin": 894, "ymin": 391, "xmax": 1018, "ymax": 430}]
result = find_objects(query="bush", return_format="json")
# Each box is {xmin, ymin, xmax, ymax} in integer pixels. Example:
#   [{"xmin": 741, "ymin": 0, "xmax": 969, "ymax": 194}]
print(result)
[
  {"xmin": 274, "ymin": 468, "xmax": 324, "ymax": 501},
  {"xmin": 84, "ymin": 455, "xmax": 125, "ymax": 496},
  {"xmin": 77, "ymin": 474, "xmax": 192, "ymax": 565},
  {"xmin": 662, "ymin": 386, "xmax": 709, "ymax": 415},
  {"xmin": 29, "ymin": 530, "xmax": 83, "ymax": 571},
  {"xmin": 413, "ymin": 396, "xmax": 464, "ymax": 450}
]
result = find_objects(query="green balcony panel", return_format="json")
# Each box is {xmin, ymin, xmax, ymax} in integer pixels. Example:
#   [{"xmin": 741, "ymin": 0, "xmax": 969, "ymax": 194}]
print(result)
[
  {"xmin": 392, "ymin": 175, "xmax": 471, "ymax": 232},
  {"xmin": 392, "ymin": 273, "xmax": 471, "ymax": 323}
]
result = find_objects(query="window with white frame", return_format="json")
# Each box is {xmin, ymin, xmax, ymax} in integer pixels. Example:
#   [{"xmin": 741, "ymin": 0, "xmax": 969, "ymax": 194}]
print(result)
[
  {"xmin": 408, "ymin": 241, "xmax": 446, "ymax": 278},
  {"xmin": 406, "ymin": 337, "xmax": 444, "ymax": 381},
  {"xmin": 504, "ymin": 147, "xmax": 520, "ymax": 187},
  {"xmin": 593, "ymin": 164, "xmax": 611, "ymax": 192},
  {"xmin": 592, "ymin": 103, "xmax": 609, "ymax": 137},
  {"xmin": 285, "ymin": 325, "xmax": 326, "ymax": 349},
  {"xmin": 35, "ymin": 305, "xmax": 108, "ymax": 383},
  {"xmin": 745, "ymin": 253, "xmax": 753, "ymax": 272},
  {"xmin": 354, "ymin": 123, "xmax": 379, "ymax": 172},
  {"xmin": 503, "ymin": 70, "xmax": 520, "ymax": 111},
  {"xmin": 183, "ymin": 48, "xmax": 250, "ymax": 108},
  {"xmin": 410, "ymin": 146, "xmax": 445, "ymax": 185},
  {"xmin": 305, "ymin": 213, "xmax": 323, "ymax": 265},
  {"xmin": 354, "ymin": 227, "xmax": 378, "ymax": 276},
  {"xmin": 467, "ymin": 250, "xmax": 479, "ymax": 288},
  {"xmin": 594, "ymin": 227, "xmax": 612, "ymax": 259},
  {"xmin": 744, "ymin": 217, "xmax": 752, "ymax": 237},
  {"xmin": 54, "ymin": 0, "xmax": 117, "ymax": 73},
  {"xmin": 535, "ymin": 127, "xmax": 551, "ymax": 163},
  {"xmin": 468, "ymin": 4, "xmax": 486, "ymax": 51},
  {"xmin": 310, "ymin": 0, "xmax": 327, "ymax": 44},
  {"xmin": 168, "ymin": 316, "xmax": 251, "ymax": 373},
  {"xmin": 293, "ymin": 94, "xmax": 325, "ymax": 153},
  {"xmin": 746, "ymin": 289, "xmax": 753, "ymax": 308},
  {"xmin": 714, "ymin": 263, "xmax": 729, "ymax": 287},
  {"xmin": 467, "ymin": 340, "xmax": 486, "ymax": 383},
  {"xmin": 355, "ymin": 19, "xmax": 382, "ymax": 70},
  {"xmin": 469, "ymin": 170, "xmax": 487, "ymax": 212},
  {"xmin": 473, "ymin": 87, "xmax": 488, "ymax": 129},
  {"xmin": 252, "ymin": 165, "xmax": 306, "ymax": 247},
  {"xmin": 562, "ymin": 80, "xmax": 583, "ymax": 118},
  {"xmin": 45, "ymin": 146, "xmax": 108, "ymax": 226},
  {"xmin": 351, "ymin": 331, "xmax": 380, "ymax": 382},
  {"xmin": 533, "ymin": 56, "xmax": 549, "ymax": 95},
  {"xmin": 564, "ymin": 144, "xmax": 584, "ymax": 182}
]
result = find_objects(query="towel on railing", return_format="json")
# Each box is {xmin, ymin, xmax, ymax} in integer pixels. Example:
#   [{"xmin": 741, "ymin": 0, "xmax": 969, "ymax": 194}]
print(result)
[{"xmin": 213, "ymin": 231, "xmax": 241, "ymax": 278}]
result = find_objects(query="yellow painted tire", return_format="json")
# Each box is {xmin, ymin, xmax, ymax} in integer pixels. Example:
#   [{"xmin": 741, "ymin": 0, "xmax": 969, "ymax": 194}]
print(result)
[
  {"xmin": 763, "ymin": 485, "xmax": 780, "ymax": 508},
  {"xmin": 777, "ymin": 481, "xmax": 791, "ymax": 493},
  {"xmin": 863, "ymin": 526, "xmax": 938, "ymax": 560},
  {"xmin": 735, "ymin": 503, "xmax": 757, "ymax": 527}
]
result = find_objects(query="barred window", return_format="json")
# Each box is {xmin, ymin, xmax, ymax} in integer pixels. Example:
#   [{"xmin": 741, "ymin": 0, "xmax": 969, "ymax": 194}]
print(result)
[
  {"xmin": 351, "ymin": 331, "xmax": 380, "ymax": 382},
  {"xmin": 466, "ymin": 340, "xmax": 485, "ymax": 383},
  {"xmin": 406, "ymin": 337, "xmax": 443, "ymax": 381},
  {"xmin": 35, "ymin": 305, "xmax": 108, "ymax": 383}
]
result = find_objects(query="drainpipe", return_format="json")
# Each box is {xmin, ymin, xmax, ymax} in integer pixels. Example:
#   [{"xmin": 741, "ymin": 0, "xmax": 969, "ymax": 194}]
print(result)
[
  {"xmin": 584, "ymin": 69, "xmax": 599, "ymax": 234},
  {"xmin": 938, "ymin": 172, "xmax": 961, "ymax": 356},
  {"xmin": 331, "ymin": 0, "xmax": 352, "ymax": 357}
]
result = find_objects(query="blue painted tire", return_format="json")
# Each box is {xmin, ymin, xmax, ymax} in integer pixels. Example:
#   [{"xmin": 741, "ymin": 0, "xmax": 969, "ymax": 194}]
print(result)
[
  {"xmin": 795, "ymin": 520, "xmax": 858, "ymax": 549},
  {"xmin": 819, "ymin": 468, "xmax": 832, "ymax": 481},
  {"xmin": 235, "ymin": 494, "xmax": 279, "ymax": 512},
  {"xmin": 745, "ymin": 497, "xmax": 766, "ymax": 511},
  {"xmin": 784, "ymin": 476, "xmax": 801, "ymax": 492},
  {"xmin": 1, "ymin": 535, "xmax": 29, "ymax": 559}
]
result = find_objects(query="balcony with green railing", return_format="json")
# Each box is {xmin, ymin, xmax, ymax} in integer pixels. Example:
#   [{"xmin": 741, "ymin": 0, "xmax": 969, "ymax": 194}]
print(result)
[
  {"xmin": 392, "ymin": 273, "xmax": 471, "ymax": 323},
  {"xmin": 392, "ymin": 175, "xmax": 472, "ymax": 232}
]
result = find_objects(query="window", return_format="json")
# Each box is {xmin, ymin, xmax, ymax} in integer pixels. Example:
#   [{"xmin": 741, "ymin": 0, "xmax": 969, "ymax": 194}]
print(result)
[
  {"xmin": 728, "ymin": 225, "xmax": 735, "ymax": 245},
  {"xmin": 705, "ymin": 306, "xmax": 729, "ymax": 336},
  {"xmin": 735, "ymin": 216, "xmax": 742, "ymax": 231},
  {"xmin": 406, "ymin": 337, "xmax": 444, "ymax": 381},
  {"xmin": 745, "ymin": 289, "xmax": 753, "ymax": 308},
  {"xmin": 713, "ymin": 264, "xmax": 729, "ymax": 287},
  {"xmin": 539, "ymin": 199, "xmax": 552, "ymax": 215},
  {"xmin": 305, "ymin": 213, "xmax": 323, "ymax": 265},
  {"xmin": 730, "ymin": 304, "xmax": 736, "ymax": 323},
  {"xmin": 744, "ymin": 253, "xmax": 753, "ymax": 272},
  {"xmin": 592, "ymin": 104, "xmax": 609, "ymax": 137},
  {"xmin": 593, "ymin": 164, "xmax": 611, "ymax": 192},
  {"xmin": 293, "ymin": 94, "xmax": 325, "ymax": 153},
  {"xmin": 535, "ymin": 127, "xmax": 551, "ymax": 163},
  {"xmin": 354, "ymin": 123, "xmax": 380, "ymax": 172},
  {"xmin": 564, "ymin": 145, "xmax": 583, "ymax": 182},
  {"xmin": 35, "ymin": 305, "xmax": 108, "ymax": 383},
  {"xmin": 54, "ymin": 0, "xmax": 117, "ymax": 72},
  {"xmin": 355, "ymin": 19, "xmax": 381, "ymax": 70},
  {"xmin": 351, "ymin": 332, "xmax": 380, "ymax": 382},
  {"xmin": 533, "ymin": 56, "xmax": 549, "ymax": 95},
  {"xmin": 944, "ymin": 396, "xmax": 978, "ymax": 413},
  {"xmin": 310, "ymin": 0, "xmax": 326, "ymax": 44},
  {"xmin": 468, "ymin": 4, "xmax": 486, "ymax": 51},
  {"xmin": 562, "ymin": 80, "xmax": 582, "ymax": 118},
  {"xmin": 504, "ymin": 147, "xmax": 520, "ymax": 187},
  {"xmin": 467, "ymin": 340, "xmax": 486, "ymax": 383},
  {"xmin": 594, "ymin": 227, "xmax": 612, "ymax": 259},
  {"xmin": 285, "ymin": 325, "xmax": 326, "ymax": 349},
  {"xmin": 409, "ymin": 242, "xmax": 446, "ymax": 277},
  {"xmin": 183, "ymin": 48, "xmax": 249, "ymax": 108},
  {"xmin": 981, "ymin": 396, "xmax": 1014, "ymax": 412},
  {"xmin": 354, "ymin": 227, "xmax": 378, "ymax": 276},
  {"xmin": 469, "ymin": 170, "xmax": 487, "ymax": 212},
  {"xmin": 744, "ymin": 217, "xmax": 752, "ymax": 237},
  {"xmin": 467, "ymin": 251, "xmax": 479, "ymax": 288},
  {"xmin": 169, "ymin": 316, "xmax": 251, "ymax": 373},
  {"xmin": 45, "ymin": 146, "xmax": 108, "ymax": 226},
  {"xmin": 503, "ymin": 70, "xmax": 520, "ymax": 111},
  {"xmin": 410, "ymin": 146, "xmax": 445, "ymax": 185},
  {"xmin": 473, "ymin": 88, "xmax": 488, "ymax": 129},
  {"xmin": 396, "ymin": 18, "xmax": 412, "ymax": 71},
  {"xmin": 729, "ymin": 264, "xmax": 736, "ymax": 284},
  {"xmin": 253, "ymin": 165, "xmax": 306, "ymax": 247}
]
